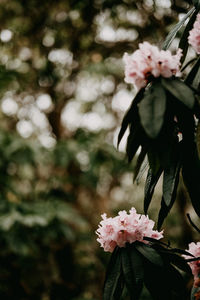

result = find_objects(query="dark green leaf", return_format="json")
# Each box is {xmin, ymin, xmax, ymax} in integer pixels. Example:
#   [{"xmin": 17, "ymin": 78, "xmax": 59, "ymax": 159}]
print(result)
[
  {"xmin": 133, "ymin": 146, "xmax": 148, "ymax": 183},
  {"xmin": 162, "ymin": 78, "xmax": 195, "ymax": 109},
  {"xmin": 162, "ymin": 156, "xmax": 181, "ymax": 207},
  {"xmin": 162, "ymin": 7, "xmax": 195, "ymax": 50},
  {"xmin": 126, "ymin": 123, "xmax": 143, "ymax": 163},
  {"xmin": 129, "ymin": 246, "xmax": 144, "ymax": 299},
  {"xmin": 135, "ymin": 242, "xmax": 163, "ymax": 267},
  {"xmin": 187, "ymin": 213, "xmax": 200, "ymax": 234},
  {"xmin": 122, "ymin": 247, "xmax": 142, "ymax": 300},
  {"xmin": 185, "ymin": 56, "xmax": 200, "ymax": 86},
  {"xmin": 118, "ymin": 89, "xmax": 144, "ymax": 147},
  {"xmin": 179, "ymin": 10, "xmax": 198, "ymax": 64},
  {"xmin": 160, "ymin": 251, "xmax": 192, "ymax": 274},
  {"xmin": 103, "ymin": 247, "xmax": 123, "ymax": 300},
  {"xmin": 182, "ymin": 142, "xmax": 200, "ymax": 218},
  {"xmin": 144, "ymin": 167, "xmax": 163, "ymax": 214},
  {"xmin": 139, "ymin": 82, "xmax": 166, "ymax": 138}
]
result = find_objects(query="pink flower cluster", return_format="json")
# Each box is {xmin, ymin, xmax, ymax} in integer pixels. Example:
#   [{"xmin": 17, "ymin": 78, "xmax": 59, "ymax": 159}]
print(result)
[
  {"xmin": 184, "ymin": 242, "xmax": 200, "ymax": 287},
  {"xmin": 123, "ymin": 42, "xmax": 182, "ymax": 90},
  {"xmin": 188, "ymin": 14, "xmax": 200, "ymax": 54},
  {"xmin": 96, "ymin": 207, "xmax": 163, "ymax": 252}
]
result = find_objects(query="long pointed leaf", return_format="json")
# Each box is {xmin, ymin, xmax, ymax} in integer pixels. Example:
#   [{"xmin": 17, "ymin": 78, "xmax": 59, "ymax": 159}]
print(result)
[
  {"xmin": 179, "ymin": 10, "xmax": 198, "ymax": 64},
  {"xmin": 118, "ymin": 89, "xmax": 144, "ymax": 147},
  {"xmin": 144, "ymin": 167, "xmax": 163, "ymax": 214},
  {"xmin": 162, "ymin": 7, "xmax": 195, "ymax": 50},
  {"xmin": 103, "ymin": 248, "xmax": 123, "ymax": 300}
]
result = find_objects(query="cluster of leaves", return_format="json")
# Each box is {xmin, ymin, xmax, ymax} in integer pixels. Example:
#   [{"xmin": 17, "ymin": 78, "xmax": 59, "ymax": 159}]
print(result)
[
  {"xmin": 104, "ymin": 239, "xmax": 192, "ymax": 300},
  {"xmin": 118, "ymin": 0, "xmax": 200, "ymax": 229}
]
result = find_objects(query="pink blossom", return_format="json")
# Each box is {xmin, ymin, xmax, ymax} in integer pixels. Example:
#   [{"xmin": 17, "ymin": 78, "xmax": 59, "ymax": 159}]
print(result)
[
  {"xmin": 96, "ymin": 207, "xmax": 163, "ymax": 253},
  {"xmin": 184, "ymin": 242, "xmax": 200, "ymax": 287},
  {"xmin": 123, "ymin": 41, "xmax": 182, "ymax": 90},
  {"xmin": 188, "ymin": 14, "xmax": 200, "ymax": 54}
]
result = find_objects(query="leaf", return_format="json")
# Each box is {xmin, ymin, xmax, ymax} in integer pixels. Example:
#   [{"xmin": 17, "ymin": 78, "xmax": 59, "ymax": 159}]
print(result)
[
  {"xmin": 162, "ymin": 153, "xmax": 181, "ymax": 207},
  {"xmin": 135, "ymin": 242, "xmax": 163, "ymax": 267},
  {"xmin": 160, "ymin": 251, "xmax": 192, "ymax": 274},
  {"xmin": 182, "ymin": 142, "xmax": 200, "ymax": 218},
  {"xmin": 144, "ymin": 167, "xmax": 163, "ymax": 214},
  {"xmin": 162, "ymin": 78, "xmax": 195, "ymax": 110},
  {"xmin": 103, "ymin": 247, "xmax": 123, "ymax": 300},
  {"xmin": 179, "ymin": 10, "xmax": 199, "ymax": 64},
  {"xmin": 117, "ymin": 88, "xmax": 144, "ymax": 147},
  {"xmin": 126, "ymin": 123, "xmax": 143, "ymax": 163},
  {"xmin": 158, "ymin": 143, "xmax": 180, "ymax": 230},
  {"xmin": 187, "ymin": 213, "xmax": 200, "ymax": 234},
  {"xmin": 138, "ymin": 82, "xmax": 166, "ymax": 139},
  {"xmin": 129, "ymin": 245, "xmax": 144, "ymax": 299},
  {"xmin": 122, "ymin": 247, "xmax": 143, "ymax": 300},
  {"xmin": 162, "ymin": 7, "xmax": 195, "ymax": 50},
  {"xmin": 144, "ymin": 262, "xmax": 187, "ymax": 300},
  {"xmin": 133, "ymin": 146, "xmax": 148, "ymax": 183},
  {"xmin": 185, "ymin": 56, "xmax": 200, "ymax": 86}
]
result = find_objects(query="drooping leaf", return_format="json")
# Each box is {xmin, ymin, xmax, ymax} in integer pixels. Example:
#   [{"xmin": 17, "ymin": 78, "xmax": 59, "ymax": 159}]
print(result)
[
  {"xmin": 157, "ymin": 145, "xmax": 181, "ymax": 229},
  {"xmin": 161, "ymin": 77, "xmax": 195, "ymax": 110},
  {"xmin": 144, "ymin": 167, "xmax": 163, "ymax": 214},
  {"xmin": 160, "ymin": 251, "xmax": 192, "ymax": 274},
  {"xmin": 162, "ymin": 7, "xmax": 195, "ymax": 50},
  {"xmin": 135, "ymin": 242, "xmax": 163, "ymax": 267},
  {"xmin": 187, "ymin": 213, "xmax": 200, "ymax": 234},
  {"xmin": 126, "ymin": 123, "xmax": 143, "ymax": 163},
  {"xmin": 182, "ymin": 142, "xmax": 200, "ymax": 218},
  {"xmin": 133, "ymin": 146, "xmax": 148, "ymax": 183},
  {"xmin": 103, "ymin": 247, "xmax": 123, "ymax": 300},
  {"xmin": 118, "ymin": 88, "xmax": 144, "ymax": 147},
  {"xmin": 129, "ymin": 245, "xmax": 144, "ymax": 299},
  {"xmin": 162, "ymin": 146, "xmax": 181, "ymax": 207},
  {"xmin": 122, "ymin": 247, "xmax": 139, "ymax": 300},
  {"xmin": 138, "ymin": 82, "xmax": 166, "ymax": 139},
  {"xmin": 185, "ymin": 56, "xmax": 200, "ymax": 86},
  {"xmin": 144, "ymin": 262, "xmax": 187, "ymax": 300},
  {"xmin": 179, "ymin": 9, "xmax": 198, "ymax": 64}
]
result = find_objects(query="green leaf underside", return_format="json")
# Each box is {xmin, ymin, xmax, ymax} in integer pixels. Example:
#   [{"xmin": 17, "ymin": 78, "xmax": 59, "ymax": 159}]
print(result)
[
  {"xmin": 118, "ymin": 89, "xmax": 144, "ymax": 147},
  {"xmin": 162, "ymin": 7, "xmax": 195, "ymax": 50},
  {"xmin": 126, "ymin": 124, "xmax": 143, "ymax": 162},
  {"xmin": 135, "ymin": 243, "xmax": 163, "ymax": 267},
  {"xmin": 139, "ymin": 82, "xmax": 166, "ymax": 139},
  {"xmin": 103, "ymin": 248, "xmax": 123, "ymax": 300},
  {"xmin": 161, "ymin": 78, "xmax": 195, "ymax": 110},
  {"xmin": 144, "ymin": 167, "xmax": 163, "ymax": 214}
]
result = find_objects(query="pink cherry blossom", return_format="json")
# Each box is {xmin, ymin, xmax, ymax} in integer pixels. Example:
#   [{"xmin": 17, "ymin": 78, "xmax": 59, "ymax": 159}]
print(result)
[
  {"xmin": 184, "ymin": 242, "xmax": 200, "ymax": 287},
  {"xmin": 123, "ymin": 41, "xmax": 182, "ymax": 90},
  {"xmin": 96, "ymin": 207, "xmax": 163, "ymax": 253},
  {"xmin": 188, "ymin": 14, "xmax": 200, "ymax": 54}
]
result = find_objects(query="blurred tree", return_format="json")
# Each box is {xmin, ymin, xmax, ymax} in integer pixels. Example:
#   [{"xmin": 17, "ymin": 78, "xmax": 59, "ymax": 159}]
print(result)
[{"xmin": 0, "ymin": 0, "xmax": 196, "ymax": 299}]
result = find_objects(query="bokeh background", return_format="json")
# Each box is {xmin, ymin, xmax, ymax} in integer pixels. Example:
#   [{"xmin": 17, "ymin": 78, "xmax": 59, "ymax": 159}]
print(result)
[{"xmin": 0, "ymin": 0, "xmax": 198, "ymax": 299}]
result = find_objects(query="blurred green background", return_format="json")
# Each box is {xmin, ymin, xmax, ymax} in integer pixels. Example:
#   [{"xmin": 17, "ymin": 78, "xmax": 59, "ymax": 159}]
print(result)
[{"xmin": 0, "ymin": 0, "xmax": 198, "ymax": 299}]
